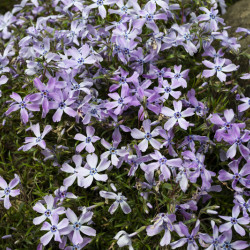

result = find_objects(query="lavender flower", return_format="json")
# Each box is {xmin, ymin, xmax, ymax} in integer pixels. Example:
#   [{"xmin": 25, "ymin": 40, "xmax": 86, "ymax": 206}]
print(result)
[
  {"xmin": 146, "ymin": 213, "xmax": 176, "ymax": 246},
  {"xmin": 40, "ymin": 214, "xmax": 69, "ymax": 246},
  {"xmin": 238, "ymin": 97, "xmax": 250, "ymax": 112},
  {"xmin": 131, "ymin": 119, "xmax": 161, "ymax": 152},
  {"xmin": 171, "ymin": 220, "xmax": 200, "ymax": 249},
  {"xmin": 202, "ymin": 58, "xmax": 238, "ymax": 82},
  {"xmin": 61, "ymin": 155, "xmax": 86, "ymax": 187},
  {"xmin": 114, "ymin": 230, "xmax": 135, "ymax": 250},
  {"xmin": 74, "ymin": 126, "xmax": 100, "ymax": 153},
  {"xmin": 18, "ymin": 123, "xmax": 52, "ymax": 151},
  {"xmin": 33, "ymin": 195, "xmax": 65, "ymax": 225},
  {"xmin": 199, "ymin": 221, "xmax": 225, "ymax": 250},
  {"xmin": 222, "ymin": 126, "xmax": 249, "ymax": 160},
  {"xmin": 219, "ymin": 206, "xmax": 250, "ymax": 236},
  {"xmin": 161, "ymin": 100, "xmax": 195, "ymax": 130},
  {"xmin": 0, "ymin": 176, "xmax": 20, "ymax": 209},
  {"xmin": 81, "ymin": 153, "xmax": 110, "ymax": 188},
  {"xmin": 164, "ymin": 65, "xmax": 189, "ymax": 88},
  {"xmin": 218, "ymin": 158, "xmax": 250, "ymax": 191},
  {"xmin": 5, "ymin": 93, "xmax": 40, "ymax": 124},
  {"xmin": 142, "ymin": 150, "xmax": 182, "ymax": 181},
  {"xmin": 100, "ymin": 184, "xmax": 131, "ymax": 214},
  {"xmin": 219, "ymin": 229, "xmax": 249, "ymax": 249},
  {"xmin": 63, "ymin": 208, "xmax": 96, "ymax": 245}
]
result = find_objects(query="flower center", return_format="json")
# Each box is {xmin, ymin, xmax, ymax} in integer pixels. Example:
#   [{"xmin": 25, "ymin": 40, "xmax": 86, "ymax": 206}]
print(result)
[
  {"xmin": 97, "ymin": 0, "xmax": 103, "ymax": 6},
  {"xmin": 89, "ymin": 168, "xmax": 97, "ymax": 175},
  {"xmin": 44, "ymin": 209, "xmax": 52, "ymax": 217},
  {"xmin": 164, "ymin": 87, "xmax": 171, "ymax": 93},
  {"xmin": 4, "ymin": 187, "xmax": 10, "ymax": 195},
  {"xmin": 187, "ymin": 236, "xmax": 194, "ymax": 243},
  {"xmin": 159, "ymin": 157, "xmax": 167, "ymax": 165},
  {"xmin": 121, "ymin": 6, "xmax": 128, "ymax": 13},
  {"xmin": 233, "ymin": 173, "xmax": 241, "ymax": 181},
  {"xmin": 210, "ymin": 13, "xmax": 215, "ymax": 19},
  {"xmin": 36, "ymin": 136, "xmax": 42, "ymax": 142},
  {"xmin": 174, "ymin": 112, "xmax": 182, "ymax": 119},
  {"xmin": 222, "ymin": 242, "xmax": 232, "ymax": 250},
  {"xmin": 90, "ymin": 108, "xmax": 97, "ymax": 115},
  {"xmin": 215, "ymin": 65, "xmax": 222, "ymax": 72},
  {"xmin": 212, "ymin": 238, "xmax": 219, "ymax": 246},
  {"xmin": 230, "ymin": 217, "xmax": 238, "ymax": 224},
  {"xmin": 41, "ymin": 90, "xmax": 48, "ymax": 98},
  {"xmin": 73, "ymin": 222, "xmax": 82, "ymax": 230},
  {"xmin": 118, "ymin": 98, "xmax": 124, "ymax": 104},
  {"xmin": 119, "ymin": 77, "xmax": 126, "ymax": 85},
  {"xmin": 86, "ymin": 137, "xmax": 91, "ymax": 143},
  {"xmin": 77, "ymin": 57, "xmax": 84, "ymax": 65},
  {"xmin": 60, "ymin": 191, "xmax": 67, "ymax": 198},
  {"xmin": 174, "ymin": 73, "xmax": 181, "ymax": 79},
  {"xmin": 145, "ymin": 132, "xmax": 152, "ymax": 141},
  {"xmin": 235, "ymin": 138, "xmax": 242, "ymax": 145},
  {"xmin": 72, "ymin": 84, "xmax": 80, "ymax": 90},
  {"xmin": 109, "ymin": 147, "xmax": 117, "ymax": 154},
  {"xmin": 137, "ymin": 59, "xmax": 144, "ymax": 65},
  {"xmin": 19, "ymin": 101, "xmax": 26, "ymax": 109},
  {"xmin": 59, "ymin": 102, "xmax": 66, "ymax": 109},
  {"xmin": 123, "ymin": 48, "xmax": 130, "ymax": 55},
  {"xmin": 224, "ymin": 122, "xmax": 232, "ymax": 130},
  {"xmin": 146, "ymin": 14, "xmax": 154, "ymax": 21},
  {"xmin": 50, "ymin": 225, "xmax": 57, "ymax": 233},
  {"xmin": 184, "ymin": 33, "xmax": 191, "ymax": 41}
]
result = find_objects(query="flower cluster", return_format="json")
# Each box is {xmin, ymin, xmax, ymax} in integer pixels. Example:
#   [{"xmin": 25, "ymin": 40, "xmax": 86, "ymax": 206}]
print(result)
[{"xmin": 0, "ymin": 0, "xmax": 249, "ymax": 249}]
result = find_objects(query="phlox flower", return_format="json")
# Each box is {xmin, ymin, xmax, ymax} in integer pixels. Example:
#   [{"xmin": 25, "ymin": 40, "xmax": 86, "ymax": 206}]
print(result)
[
  {"xmin": 238, "ymin": 97, "xmax": 250, "ymax": 112},
  {"xmin": 5, "ymin": 92, "xmax": 40, "ymax": 124},
  {"xmin": 100, "ymin": 184, "xmax": 131, "ymax": 214},
  {"xmin": 170, "ymin": 220, "xmax": 200, "ymax": 249},
  {"xmin": 50, "ymin": 89, "xmax": 77, "ymax": 122},
  {"xmin": 33, "ymin": 194, "xmax": 65, "ymax": 225},
  {"xmin": 219, "ymin": 206, "xmax": 250, "ymax": 236},
  {"xmin": 154, "ymin": 80, "xmax": 181, "ymax": 101},
  {"xmin": 233, "ymin": 195, "xmax": 250, "ymax": 218},
  {"xmin": 105, "ymin": 86, "xmax": 133, "ymax": 115},
  {"xmin": 74, "ymin": 126, "xmax": 100, "ymax": 153},
  {"xmin": 133, "ymin": 2, "xmax": 167, "ymax": 33},
  {"xmin": 219, "ymin": 229, "xmax": 249, "ymax": 249},
  {"xmin": 161, "ymin": 100, "xmax": 195, "ymax": 131},
  {"xmin": 114, "ymin": 230, "xmax": 135, "ymax": 250},
  {"xmin": 81, "ymin": 153, "xmax": 110, "ymax": 188},
  {"xmin": 198, "ymin": 7, "xmax": 224, "ymax": 31},
  {"xmin": 54, "ymin": 186, "xmax": 77, "ymax": 204},
  {"xmin": 61, "ymin": 155, "xmax": 86, "ymax": 187},
  {"xmin": 18, "ymin": 123, "xmax": 52, "ymax": 151},
  {"xmin": 199, "ymin": 221, "xmax": 225, "ymax": 250},
  {"xmin": 63, "ymin": 208, "xmax": 96, "ymax": 245},
  {"xmin": 222, "ymin": 126, "xmax": 249, "ymax": 160},
  {"xmin": 0, "ymin": 175, "xmax": 20, "ymax": 209},
  {"xmin": 29, "ymin": 77, "xmax": 56, "ymax": 118},
  {"xmin": 131, "ymin": 119, "xmax": 161, "ymax": 152},
  {"xmin": 202, "ymin": 58, "xmax": 238, "ymax": 82},
  {"xmin": 87, "ymin": 0, "xmax": 116, "ymax": 19},
  {"xmin": 142, "ymin": 150, "xmax": 182, "ymax": 181},
  {"xmin": 164, "ymin": 65, "xmax": 189, "ymax": 88},
  {"xmin": 210, "ymin": 109, "xmax": 245, "ymax": 142},
  {"xmin": 147, "ymin": 213, "xmax": 176, "ymax": 246},
  {"xmin": 40, "ymin": 214, "xmax": 69, "ymax": 246},
  {"xmin": 100, "ymin": 138, "xmax": 128, "ymax": 167},
  {"xmin": 218, "ymin": 157, "xmax": 250, "ymax": 191}
]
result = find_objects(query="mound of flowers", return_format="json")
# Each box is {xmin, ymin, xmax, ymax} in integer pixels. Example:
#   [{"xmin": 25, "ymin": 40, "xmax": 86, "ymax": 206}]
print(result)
[{"xmin": 0, "ymin": 0, "xmax": 249, "ymax": 249}]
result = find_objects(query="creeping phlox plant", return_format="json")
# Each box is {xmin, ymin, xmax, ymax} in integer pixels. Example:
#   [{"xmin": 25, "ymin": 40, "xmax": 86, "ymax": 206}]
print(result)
[{"xmin": 0, "ymin": 0, "xmax": 249, "ymax": 249}]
